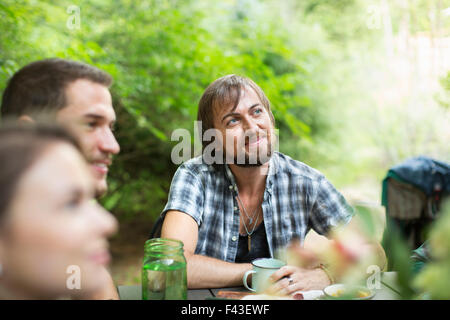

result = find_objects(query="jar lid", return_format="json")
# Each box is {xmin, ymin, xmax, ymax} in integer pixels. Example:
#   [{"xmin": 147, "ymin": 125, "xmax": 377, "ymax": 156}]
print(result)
[{"xmin": 144, "ymin": 238, "xmax": 184, "ymax": 255}]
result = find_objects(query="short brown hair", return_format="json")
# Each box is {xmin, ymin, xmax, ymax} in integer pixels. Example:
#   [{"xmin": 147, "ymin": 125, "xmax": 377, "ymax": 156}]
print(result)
[
  {"xmin": 0, "ymin": 58, "xmax": 112, "ymax": 118},
  {"xmin": 0, "ymin": 122, "xmax": 80, "ymax": 224},
  {"xmin": 197, "ymin": 74, "xmax": 275, "ymax": 151}
]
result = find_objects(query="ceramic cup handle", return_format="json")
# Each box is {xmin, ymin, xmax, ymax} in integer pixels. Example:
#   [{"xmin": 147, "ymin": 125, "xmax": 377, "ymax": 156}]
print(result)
[{"xmin": 243, "ymin": 270, "xmax": 257, "ymax": 292}]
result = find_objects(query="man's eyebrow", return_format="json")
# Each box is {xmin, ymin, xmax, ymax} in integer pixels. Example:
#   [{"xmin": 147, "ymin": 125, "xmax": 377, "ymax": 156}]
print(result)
[
  {"xmin": 83, "ymin": 113, "xmax": 116, "ymax": 124},
  {"xmin": 83, "ymin": 113, "xmax": 104, "ymax": 120},
  {"xmin": 249, "ymin": 103, "xmax": 261, "ymax": 110},
  {"xmin": 221, "ymin": 103, "xmax": 260, "ymax": 122}
]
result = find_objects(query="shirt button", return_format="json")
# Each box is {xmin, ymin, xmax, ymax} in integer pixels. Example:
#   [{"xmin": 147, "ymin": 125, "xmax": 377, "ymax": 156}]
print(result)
[
  {"xmin": 234, "ymin": 206, "xmax": 238, "ymax": 211},
  {"xmin": 232, "ymin": 236, "xmax": 237, "ymax": 241},
  {"xmin": 229, "ymin": 185, "xmax": 233, "ymax": 190}
]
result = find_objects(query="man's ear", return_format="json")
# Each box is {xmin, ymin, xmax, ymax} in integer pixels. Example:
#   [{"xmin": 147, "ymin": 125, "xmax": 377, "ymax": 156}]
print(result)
[{"xmin": 17, "ymin": 115, "xmax": 35, "ymax": 124}]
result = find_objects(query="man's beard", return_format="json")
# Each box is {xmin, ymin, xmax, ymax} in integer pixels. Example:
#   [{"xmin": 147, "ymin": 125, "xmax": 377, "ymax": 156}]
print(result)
[
  {"xmin": 234, "ymin": 159, "xmax": 265, "ymax": 167},
  {"xmin": 202, "ymin": 129, "xmax": 276, "ymax": 166},
  {"xmin": 231, "ymin": 140, "xmax": 273, "ymax": 167},
  {"xmin": 94, "ymin": 176, "xmax": 108, "ymax": 199}
]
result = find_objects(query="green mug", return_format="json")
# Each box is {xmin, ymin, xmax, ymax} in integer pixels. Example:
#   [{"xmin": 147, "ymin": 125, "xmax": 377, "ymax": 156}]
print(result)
[{"xmin": 243, "ymin": 258, "xmax": 286, "ymax": 293}]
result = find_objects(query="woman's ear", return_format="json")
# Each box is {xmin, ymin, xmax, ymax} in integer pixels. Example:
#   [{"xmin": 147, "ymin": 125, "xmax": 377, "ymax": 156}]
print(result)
[{"xmin": 17, "ymin": 115, "xmax": 35, "ymax": 124}]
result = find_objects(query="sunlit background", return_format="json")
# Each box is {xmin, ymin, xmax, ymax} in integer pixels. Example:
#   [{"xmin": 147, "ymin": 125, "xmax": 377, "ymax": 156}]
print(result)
[{"xmin": 1, "ymin": 0, "xmax": 449, "ymax": 289}]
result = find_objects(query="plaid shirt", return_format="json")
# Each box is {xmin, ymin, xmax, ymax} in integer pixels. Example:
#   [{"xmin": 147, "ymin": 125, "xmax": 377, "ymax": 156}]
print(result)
[{"xmin": 161, "ymin": 152, "xmax": 354, "ymax": 262}]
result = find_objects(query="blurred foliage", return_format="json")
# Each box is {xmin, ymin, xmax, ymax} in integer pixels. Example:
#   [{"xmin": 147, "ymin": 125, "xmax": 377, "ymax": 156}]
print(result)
[
  {"xmin": 0, "ymin": 0, "xmax": 331, "ymax": 223},
  {"xmin": 1, "ymin": 0, "xmax": 449, "ymax": 226},
  {"xmin": 414, "ymin": 200, "xmax": 450, "ymax": 299},
  {"xmin": 382, "ymin": 216, "xmax": 416, "ymax": 299},
  {"xmin": 436, "ymin": 71, "xmax": 450, "ymax": 109}
]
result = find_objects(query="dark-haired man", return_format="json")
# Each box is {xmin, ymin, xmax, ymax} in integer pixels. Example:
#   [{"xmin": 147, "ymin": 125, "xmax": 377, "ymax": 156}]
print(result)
[
  {"xmin": 161, "ymin": 75, "xmax": 386, "ymax": 293},
  {"xmin": 1, "ymin": 58, "xmax": 120, "ymax": 198},
  {"xmin": 1, "ymin": 58, "xmax": 120, "ymax": 299}
]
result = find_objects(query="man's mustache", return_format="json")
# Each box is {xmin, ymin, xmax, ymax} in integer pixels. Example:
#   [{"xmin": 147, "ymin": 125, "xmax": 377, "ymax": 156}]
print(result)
[
  {"xmin": 237, "ymin": 130, "xmax": 270, "ymax": 146},
  {"xmin": 87, "ymin": 155, "xmax": 113, "ymax": 165}
]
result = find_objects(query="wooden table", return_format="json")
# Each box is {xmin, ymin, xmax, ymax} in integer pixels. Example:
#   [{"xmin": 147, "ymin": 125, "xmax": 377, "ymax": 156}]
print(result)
[{"xmin": 118, "ymin": 272, "xmax": 402, "ymax": 300}]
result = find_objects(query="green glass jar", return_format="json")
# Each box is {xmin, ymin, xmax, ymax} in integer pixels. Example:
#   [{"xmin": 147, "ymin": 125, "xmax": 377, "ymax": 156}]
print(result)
[{"xmin": 142, "ymin": 238, "xmax": 187, "ymax": 300}]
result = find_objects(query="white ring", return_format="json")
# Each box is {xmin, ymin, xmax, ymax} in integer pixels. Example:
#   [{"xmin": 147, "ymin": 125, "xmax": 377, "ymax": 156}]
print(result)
[{"xmin": 288, "ymin": 276, "xmax": 293, "ymax": 286}]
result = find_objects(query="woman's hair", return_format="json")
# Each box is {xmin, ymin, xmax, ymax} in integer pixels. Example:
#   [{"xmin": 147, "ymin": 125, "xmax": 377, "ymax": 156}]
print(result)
[{"xmin": 0, "ymin": 122, "xmax": 80, "ymax": 223}]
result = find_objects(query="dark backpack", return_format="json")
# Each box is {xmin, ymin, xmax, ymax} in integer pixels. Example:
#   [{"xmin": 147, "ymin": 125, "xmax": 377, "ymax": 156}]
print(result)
[{"xmin": 381, "ymin": 156, "xmax": 449, "ymax": 269}]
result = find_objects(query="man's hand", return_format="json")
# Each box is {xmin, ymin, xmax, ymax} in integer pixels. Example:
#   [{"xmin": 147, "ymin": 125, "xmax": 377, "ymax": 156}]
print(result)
[{"xmin": 267, "ymin": 266, "xmax": 331, "ymax": 296}]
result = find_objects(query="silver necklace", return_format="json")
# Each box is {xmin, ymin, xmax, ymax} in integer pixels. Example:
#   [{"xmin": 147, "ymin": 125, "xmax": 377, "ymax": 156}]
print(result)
[{"xmin": 235, "ymin": 192, "xmax": 261, "ymax": 251}]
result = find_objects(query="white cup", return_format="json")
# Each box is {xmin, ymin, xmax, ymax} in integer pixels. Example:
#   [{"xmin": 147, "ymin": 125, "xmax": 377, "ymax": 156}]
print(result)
[{"xmin": 243, "ymin": 258, "xmax": 286, "ymax": 293}]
